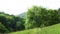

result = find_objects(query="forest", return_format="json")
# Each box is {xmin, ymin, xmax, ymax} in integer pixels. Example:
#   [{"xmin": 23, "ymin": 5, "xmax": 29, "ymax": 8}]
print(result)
[{"xmin": 0, "ymin": 6, "xmax": 60, "ymax": 34}]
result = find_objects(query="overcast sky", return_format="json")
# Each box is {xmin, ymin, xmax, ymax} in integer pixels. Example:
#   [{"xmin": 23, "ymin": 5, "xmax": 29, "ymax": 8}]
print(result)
[{"xmin": 0, "ymin": 0, "xmax": 60, "ymax": 15}]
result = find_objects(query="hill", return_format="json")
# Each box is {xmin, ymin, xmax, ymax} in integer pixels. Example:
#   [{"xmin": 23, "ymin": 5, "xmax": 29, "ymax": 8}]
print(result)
[
  {"xmin": 10, "ymin": 23, "xmax": 60, "ymax": 34},
  {"xmin": 18, "ymin": 12, "xmax": 26, "ymax": 18}
]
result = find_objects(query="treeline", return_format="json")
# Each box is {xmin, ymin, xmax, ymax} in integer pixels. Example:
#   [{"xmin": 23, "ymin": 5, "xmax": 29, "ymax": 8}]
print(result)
[
  {"xmin": 0, "ymin": 6, "xmax": 60, "ymax": 33},
  {"xmin": 0, "ymin": 12, "xmax": 25, "ymax": 33}
]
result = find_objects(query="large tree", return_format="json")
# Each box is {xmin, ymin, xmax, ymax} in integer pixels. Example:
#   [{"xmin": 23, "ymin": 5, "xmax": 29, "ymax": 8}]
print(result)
[{"xmin": 25, "ymin": 6, "xmax": 58, "ymax": 29}]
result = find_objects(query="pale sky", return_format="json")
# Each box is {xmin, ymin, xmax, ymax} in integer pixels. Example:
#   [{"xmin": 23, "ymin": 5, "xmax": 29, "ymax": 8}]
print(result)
[{"xmin": 0, "ymin": 0, "xmax": 60, "ymax": 15}]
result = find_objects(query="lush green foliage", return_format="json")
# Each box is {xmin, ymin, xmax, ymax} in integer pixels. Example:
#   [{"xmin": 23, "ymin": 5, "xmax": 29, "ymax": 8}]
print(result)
[
  {"xmin": 1, "ymin": 6, "xmax": 60, "ymax": 33},
  {"xmin": 0, "ymin": 22, "xmax": 9, "ymax": 33},
  {"xmin": 25, "ymin": 6, "xmax": 59, "ymax": 29},
  {"xmin": 0, "ymin": 12, "xmax": 25, "ymax": 33}
]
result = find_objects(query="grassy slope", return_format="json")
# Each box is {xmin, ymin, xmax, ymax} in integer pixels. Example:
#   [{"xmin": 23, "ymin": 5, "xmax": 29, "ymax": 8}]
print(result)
[{"xmin": 10, "ymin": 23, "xmax": 60, "ymax": 34}]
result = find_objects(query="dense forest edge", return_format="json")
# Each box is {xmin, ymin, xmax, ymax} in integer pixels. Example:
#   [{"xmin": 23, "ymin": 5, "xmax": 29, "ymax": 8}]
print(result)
[{"xmin": 0, "ymin": 6, "xmax": 60, "ymax": 34}]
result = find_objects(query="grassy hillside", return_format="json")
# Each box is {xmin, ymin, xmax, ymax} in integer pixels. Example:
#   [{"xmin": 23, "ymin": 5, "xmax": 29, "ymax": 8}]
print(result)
[{"xmin": 10, "ymin": 23, "xmax": 60, "ymax": 34}]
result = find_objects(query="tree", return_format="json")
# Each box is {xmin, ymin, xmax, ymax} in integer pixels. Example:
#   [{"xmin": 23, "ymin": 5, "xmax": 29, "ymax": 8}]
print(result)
[
  {"xmin": 25, "ymin": 6, "xmax": 58, "ymax": 29},
  {"xmin": 25, "ymin": 6, "xmax": 46, "ymax": 29},
  {"xmin": 0, "ymin": 12, "xmax": 25, "ymax": 32},
  {"xmin": 0, "ymin": 22, "xmax": 9, "ymax": 33}
]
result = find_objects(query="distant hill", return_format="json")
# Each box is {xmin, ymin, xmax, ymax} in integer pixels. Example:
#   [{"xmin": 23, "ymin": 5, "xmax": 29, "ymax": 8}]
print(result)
[
  {"xmin": 18, "ymin": 12, "xmax": 27, "ymax": 19},
  {"xmin": 10, "ymin": 23, "xmax": 60, "ymax": 34}
]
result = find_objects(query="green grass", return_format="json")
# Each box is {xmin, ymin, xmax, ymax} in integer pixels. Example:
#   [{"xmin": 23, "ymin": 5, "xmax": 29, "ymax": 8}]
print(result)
[{"xmin": 10, "ymin": 23, "xmax": 60, "ymax": 34}]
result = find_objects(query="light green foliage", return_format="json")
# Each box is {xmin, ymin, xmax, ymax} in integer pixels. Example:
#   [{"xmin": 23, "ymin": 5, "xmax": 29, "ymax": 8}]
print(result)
[
  {"xmin": 25, "ymin": 6, "xmax": 58, "ymax": 29},
  {"xmin": 25, "ymin": 6, "xmax": 45, "ymax": 29}
]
